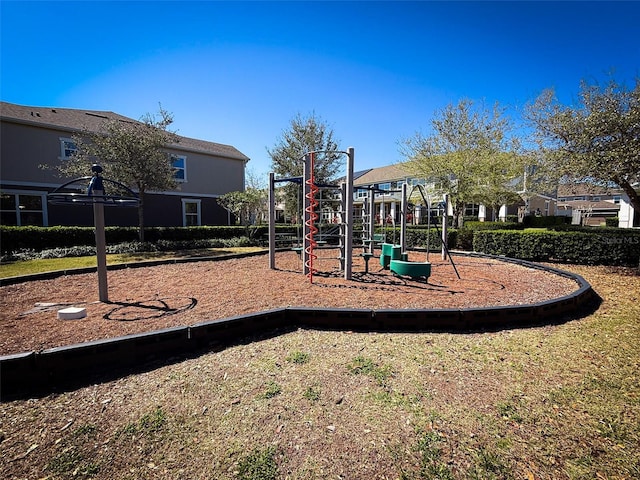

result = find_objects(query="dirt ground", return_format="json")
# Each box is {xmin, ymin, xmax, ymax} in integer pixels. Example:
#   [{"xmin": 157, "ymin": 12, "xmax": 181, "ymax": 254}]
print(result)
[{"xmin": 0, "ymin": 250, "xmax": 579, "ymax": 356}]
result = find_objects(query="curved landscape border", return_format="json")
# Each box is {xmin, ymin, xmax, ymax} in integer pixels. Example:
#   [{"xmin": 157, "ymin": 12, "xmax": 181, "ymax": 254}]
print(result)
[{"xmin": 0, "ymin": 251, "xmax": 601, "ymax": 400}]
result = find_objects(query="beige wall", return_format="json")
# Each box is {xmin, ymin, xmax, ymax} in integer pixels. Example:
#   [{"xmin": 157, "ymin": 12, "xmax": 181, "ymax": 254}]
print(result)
[
  {"xmin": 166, "ymin": 147, "xmax": 244, "ymax": 196},
  {"xmin": 1, "ymin": 120, "xmax": 245, "ymax": 196},
  {"xmin": 529, "ymin": 196, "xmax": 556, "ymax": 216},
  {"xmin": 1, "ymin": 121, "xmax": 73, "ymax": 186}
]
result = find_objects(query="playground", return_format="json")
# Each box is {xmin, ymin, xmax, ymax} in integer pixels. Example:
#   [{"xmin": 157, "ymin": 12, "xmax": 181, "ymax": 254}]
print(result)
[
  {"xmin": 1, "ymin": 151, "xmax": 633, "ymax": 479},
  {"xmin": 0, "ymin": 248, "xmax": 581, "ymax": 356}
]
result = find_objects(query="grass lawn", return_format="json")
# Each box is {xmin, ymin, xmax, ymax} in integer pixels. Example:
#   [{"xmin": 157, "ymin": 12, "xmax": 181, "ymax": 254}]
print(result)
[{"xmin": 0, "ymin": 264, "xmax": 638, "ymax": 479}]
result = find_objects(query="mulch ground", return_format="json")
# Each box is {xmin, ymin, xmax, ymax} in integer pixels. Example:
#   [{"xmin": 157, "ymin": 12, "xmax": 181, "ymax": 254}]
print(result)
[{"xmin": 0, "ymin": 250, "xmax": 579, "ymax": 355}]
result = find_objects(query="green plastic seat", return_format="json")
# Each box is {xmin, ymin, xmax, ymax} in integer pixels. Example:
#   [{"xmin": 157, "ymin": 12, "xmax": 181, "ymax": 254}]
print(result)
[{"xmin": 389, "ymin": 260, "xmax": 432, "ymax": 279}]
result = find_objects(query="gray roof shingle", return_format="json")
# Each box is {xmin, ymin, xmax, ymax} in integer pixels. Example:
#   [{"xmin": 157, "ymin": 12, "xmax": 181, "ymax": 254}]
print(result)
[
  {"xmin": 0, "ymin": 101, "xmax": 249, "ymax": 162},
  {"xmin": 354, "ymin": 164, "xmax": 412, "ymax": 186}
]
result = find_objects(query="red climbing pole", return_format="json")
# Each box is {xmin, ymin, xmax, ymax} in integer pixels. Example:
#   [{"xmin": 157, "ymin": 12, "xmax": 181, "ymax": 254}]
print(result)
[{"xmin": 304, "ymin": 151, "xmax": 319, "ymax": 284}]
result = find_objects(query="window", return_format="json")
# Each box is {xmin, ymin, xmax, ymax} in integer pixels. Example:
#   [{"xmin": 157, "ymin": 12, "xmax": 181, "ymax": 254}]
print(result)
[
  {"xmin": 59, "ymin": 138, "xmax": 77, "ymax": 159},
  {"xmin": 356, "ymin": 188, "xmax": 368, "ymax": 198},
  {"xmin": 375, "ymin": 183, "xmax": 391, "ymax": 197},
  {"xmin": 1, "ymin": 191, "xmax": 47, "ymax": 226},
  {"xmin": 613, "ymin": 195, "xmax": 621, "ymax": 204},
  {"xmin": 182, "ymin": 199, "xmax": 201, "ymax": 226},
  {"xmin": 172, "ymin": 155, "xmax": 187, "ymax": 182},
  {"xmin": 464, "ymin": 204, "xmax": 480, "ymax": 216}
]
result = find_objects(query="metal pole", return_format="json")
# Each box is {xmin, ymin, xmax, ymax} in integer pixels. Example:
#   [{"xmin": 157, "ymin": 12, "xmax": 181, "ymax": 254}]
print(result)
[
  {"xmin": 344, "ymin": 147, "xmax": 354, "ymax": 280},
  {"xmin": 368, "ymin": 188, "xmax": 375, "ymax": 254},
  {"xmin": 442, "ymin": 193, "xmax": 448, "ymax": 261},
  {"xmin": 268, "ymin": 172, "xmax": 276, "ymax": 269},
  {"xmin": 93, "ymin": 190, "xmax": 108, "ymax": 302},
  {"xmin": 400, "ymin": 182, "xmax": 407, "ymax": 254}
]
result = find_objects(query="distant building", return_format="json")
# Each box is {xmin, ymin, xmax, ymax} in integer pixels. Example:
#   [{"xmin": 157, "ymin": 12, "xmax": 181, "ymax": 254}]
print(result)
[
  {"xmin": 1, "ymin": 101, "xmax": 249, "ymax": 227},
  {"xmin": 618, "ymin": 192, "xmax": 639, "ymax": 228},
  {"xmin": 352, "ymin": 164, "xmax": 532, "ymax": 224},
  {"xmin": 555, "ymin": 184, "xmax": 624, "ymax": 226}
]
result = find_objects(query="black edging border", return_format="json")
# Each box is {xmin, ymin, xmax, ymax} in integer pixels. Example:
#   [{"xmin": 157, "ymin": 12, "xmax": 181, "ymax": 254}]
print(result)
[{"xmin": 0, "ymin": 251, "xmax": 601, "ymax": 401}]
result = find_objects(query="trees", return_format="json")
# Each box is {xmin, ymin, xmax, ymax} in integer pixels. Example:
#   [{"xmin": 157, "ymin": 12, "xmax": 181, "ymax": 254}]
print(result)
[
  {"xmin": 526, "ymin": 76, "xmax": 640, "ymax": 213},
  {"xmin": 60, "ymin": 107, "xmax": 179, "ymax": 241},
  {"xmin": 217, "ymin": 169, "xmax": 268, "ymax": 230},
  {"xmin": 267, "ymin": 113, "xmax": 343, "ymax": 220},
  {"xmin": 217, "ymin": 187, "xmax": 267, "ymax": 232},
  {"xmin": 401, "ymin": 99, "xmax": 522, "ymax": 226},
  {"xmin": 474, "ymin": 152, "xmax": 526, "ymax": 221}
]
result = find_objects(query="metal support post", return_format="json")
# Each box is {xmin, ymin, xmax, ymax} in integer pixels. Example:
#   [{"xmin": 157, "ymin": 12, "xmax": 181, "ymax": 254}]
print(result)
[
  {"xmin": 368, "ymin": 189, "xmax": 375, "ymax": 254},
  {"xmin": 268, "ymin": 172, "xmax": 276, "ymax": 269},
  {"xmin": 344, "ymin": 147, "xmax": 354, "ymax": 280},
  {"xmin": 93, "ymin": 190, "xmax": 108, "ymax": 302},
  {"xmin": 400, "ymin": 182, "xmax": 407, "ymax": 254},
  {"xmin": 442, "ymin": 193, "xmax": 449, "ymax": 261}
]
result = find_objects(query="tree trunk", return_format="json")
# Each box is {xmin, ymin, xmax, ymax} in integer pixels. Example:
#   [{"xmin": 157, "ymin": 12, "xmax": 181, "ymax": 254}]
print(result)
[
  {"xmin": 454, "ymin": 201, "xmax": 464, "ymax": 228},
  {"xmin": 137, "ymin": 190, "xmax": 145, "ymax": 242},
  {"xmin": 617, "ymin": 177, "xmax": 640, "ymax": 218}
]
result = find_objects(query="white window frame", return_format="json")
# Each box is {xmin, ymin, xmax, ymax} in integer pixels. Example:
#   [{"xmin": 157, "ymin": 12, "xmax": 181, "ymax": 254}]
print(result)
[
  {"xmin": 59, "ymin": 137, "xmax": 77, "ymax": 160},
  {"xmin": 356, "ymin": 188, "xmax": 368, "ymax": 198},
  {"xmin": 375, "ymin": 183, "xmax": 392, "ymax": 198},
  {"xmin": 181, "ymin": 198, "xmax": 201, "ymax": 226},
  {"xmin": 0, "ymin": 190, "xmax": 48, "ymax": 226},
  {"xmin": 172, "ymin": 154, "xmax": 187, "ymax": 183},
  {"xmin": 465, "ymin": 203, "xmax": 480, "ymax": 216}
]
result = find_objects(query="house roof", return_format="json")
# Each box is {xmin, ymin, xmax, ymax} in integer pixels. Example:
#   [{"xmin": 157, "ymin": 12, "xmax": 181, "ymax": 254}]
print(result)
[
  {"xmin": 557, "ymin": 199, "xmax": 620, "ymax": 212},
  {"xmin": 554, "ymin": 182, "xmax": 635, "ymax": 198},
  {"xmin": 0, "ymin": 101, "xmax": 249, "ymax": 162},
  {"xmin": 354, "ymin": 164, "xmax": 412, "ymax": 186}
]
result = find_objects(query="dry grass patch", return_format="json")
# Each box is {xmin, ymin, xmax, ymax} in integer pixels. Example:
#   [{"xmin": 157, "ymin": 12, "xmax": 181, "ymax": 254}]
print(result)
[{"xmin": 1, "ymin": 265, "xmax": 639, "ymax": 479}]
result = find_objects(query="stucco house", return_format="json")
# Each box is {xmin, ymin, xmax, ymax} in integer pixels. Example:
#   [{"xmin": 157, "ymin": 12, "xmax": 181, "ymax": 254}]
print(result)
[
  {"xmin": 553, "ymin": 183, "xmax": 640, "ymax": 228},
  {"xmin": 618, "ymin": 193, "xmax": 639, "ymax": 228},
  {"xmin": 0, "ymin": 101, "xmax": 249, "ymax": 227}
]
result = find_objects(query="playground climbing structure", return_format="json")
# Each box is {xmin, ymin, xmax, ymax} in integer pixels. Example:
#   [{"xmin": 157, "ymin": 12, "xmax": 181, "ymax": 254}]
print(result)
[{"xmin": 268, "ymin": 147, "xmax": 355, "ymax": 282}]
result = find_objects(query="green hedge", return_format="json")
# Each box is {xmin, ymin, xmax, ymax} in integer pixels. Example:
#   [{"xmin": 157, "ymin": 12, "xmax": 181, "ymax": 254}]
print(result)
[
  {"xmin": 0, "ymin": 225, "xmax": 287, "ymax": 254},
  {"xmin": 473, "ymin": 229, "xmax": 640, "ymax": 266},
  {"xmin": 370, "ymin": 227, "xmax": 459, "ymax": 250},
  {"xmin": 547, "ymin": 224, "xmax": 620, "ymax": 233},
  {"xmin": 522, "ymin": 215, "xmax": 571, "ymax": 228},
  {"xmin": 464, "ymin": 221, "xmax": 524, "ymax": 231}
]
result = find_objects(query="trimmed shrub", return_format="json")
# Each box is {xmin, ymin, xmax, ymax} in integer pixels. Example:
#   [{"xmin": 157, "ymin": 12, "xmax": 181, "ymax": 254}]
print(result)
[
  {"xmin": 0, "ymin": 225, "xmax": 271, "ymax": 254},
  {"xmin": 464, "ymin": 221, "xmax": 524, "ymax": 231},
  {"xmin": 473, "ymin": 229, "xmax": 640, "ymax": 266},
  {"xmin": 605, "ymin": 217, "xmax": 619, "ymax": 227},
  {"xmin": 522, "ymin": 215, "xmax": 571, "ymax": 228},
  {"xmin": 375, "ymin": 226, "xmax": 456, "ymax": 250}
]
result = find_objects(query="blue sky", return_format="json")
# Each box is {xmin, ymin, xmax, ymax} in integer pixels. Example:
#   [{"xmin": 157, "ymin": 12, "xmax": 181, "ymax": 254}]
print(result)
[{"xmin": 2, "ymin": 1, "xmax": 639, "ymax": 180}]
